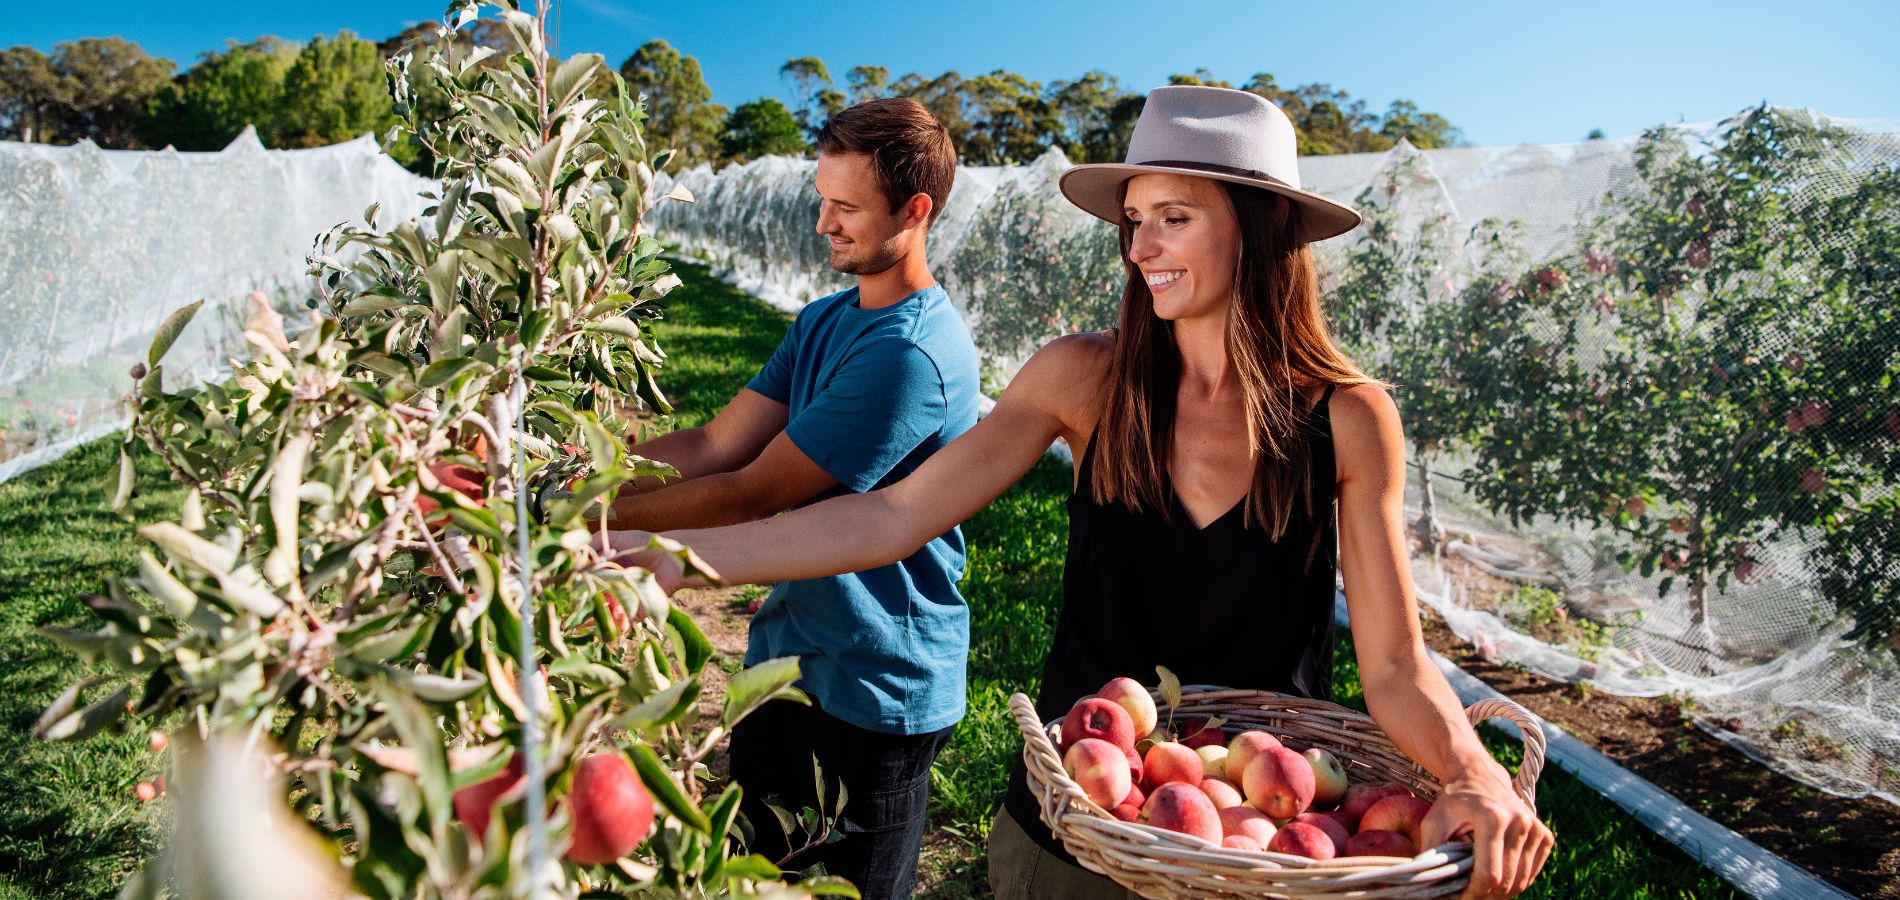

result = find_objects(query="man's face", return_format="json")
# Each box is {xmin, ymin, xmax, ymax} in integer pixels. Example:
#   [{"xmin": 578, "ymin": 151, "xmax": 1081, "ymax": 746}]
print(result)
[{"xmin": 814, "ymin": 152, "xmax": 911, "ymax": 276}]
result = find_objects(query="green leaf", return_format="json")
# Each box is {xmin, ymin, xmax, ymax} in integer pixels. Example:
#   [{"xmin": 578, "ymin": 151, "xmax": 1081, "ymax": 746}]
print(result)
[
  {"xmin": 666, "ymin": 606, "xmax": 713, "ymax": 676},
  {"xmin": 148, "ymin": 299, "xmax": 204, "ymax": 366},
  {"xmin": 582, "ymin": 317, "xmax": 641, "ymax": 342},
  {"xmin": 546, "ymin": 469, "xmax": 630, "ymax": 528},
  {"xmin": 33, "ymin": 680, "xmax": 129, "ymax": 742},
  {"xmin": 38, "ymin": 625, "xmax": 120, "ymax": 664},
  {"xmin": 138, "ymin": 550, "xmax": 197, "ymax": 621},
  {"xmin": 1156, "ymin": 665, "xmax": 1183, "ymax": 719},
  {"xmin": 722, "ymin": 656, "xmax": 806, "ymax": 730},
  {"xmin": 549, "ymin": 53, "xmax": 603, "ymax": 107},
  {"xmin": 720, "ymin": 854, "xmax": 780, "ymax": 882},
  {"xmin": 374, "ymin": 685, "xmax": 452, "ymax": 837},
  {"xmin": 444, "ymin": 507, "xmax": 503, "ymax": 542},
  {"xmin": 385, "ymin": 665, "xmax": 489, "ymax": 703},
  {"xmin": 110, "ymin": 443, "xmax": 136, "ymax": 516},
  {"xmin": 419, "ymin": 356, "xmax": 481, "ymax": 389},
  {"xmin": 341, "ymin": 295, "xmax": 411, "ymax": 316},
  {"xmin": 800, "ymin": 876, "xmax": 863, "ymax": 898},
  {"xmin": 425, "ymin": 249, "xmax": 465, "ymax": 318},
  {"xmin": 626, "ymin": 743, "xmax": 710, "ymax": 833},
  {"xmin": 611, "ymin": 678, "xmax": 699, "ymax": 731},
  {"xmin": 264, "ymin": 434, "xmax": 310, "ymax": 588}
]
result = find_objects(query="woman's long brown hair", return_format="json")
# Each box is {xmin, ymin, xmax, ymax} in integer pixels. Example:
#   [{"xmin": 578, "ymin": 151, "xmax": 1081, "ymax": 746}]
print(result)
[{"xmin": 1089, "ymin": 180, "xmax": 1382, "ymax": 549}]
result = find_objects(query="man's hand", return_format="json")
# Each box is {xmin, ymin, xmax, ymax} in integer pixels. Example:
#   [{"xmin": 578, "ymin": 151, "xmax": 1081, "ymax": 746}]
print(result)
[
  {"xmin": 608, "ymin": 530, "xmax": 697, "ymax": 594},
  {"xmin": 1419, "ymin": 761, "xmax": 1553, "ymax": 898}
]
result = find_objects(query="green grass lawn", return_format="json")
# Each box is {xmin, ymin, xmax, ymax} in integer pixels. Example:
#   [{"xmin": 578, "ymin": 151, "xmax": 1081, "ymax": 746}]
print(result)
[{"xmin": 0, "ymin": 261, "xmax": 1738, "ymax": 898}]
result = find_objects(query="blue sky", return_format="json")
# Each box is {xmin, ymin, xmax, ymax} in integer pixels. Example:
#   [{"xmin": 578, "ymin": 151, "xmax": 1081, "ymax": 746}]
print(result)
[{"xmin": 14, "ymin": 0, "xmax": 1899, "ymax": 147}]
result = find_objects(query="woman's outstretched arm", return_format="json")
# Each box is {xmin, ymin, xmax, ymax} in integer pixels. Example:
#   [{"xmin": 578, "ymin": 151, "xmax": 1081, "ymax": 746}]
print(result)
[
  {"xmin": 611, "ymin": 334, "xmax": 1109, "ymax": 590},
  {"xmin": 1332, "ymin": 383, "xmax": 1554, "ymax": 900}
]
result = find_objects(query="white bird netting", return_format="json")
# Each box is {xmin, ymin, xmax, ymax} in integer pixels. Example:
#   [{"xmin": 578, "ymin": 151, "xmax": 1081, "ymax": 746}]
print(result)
[{"xmin": 1, "ymin": 107, "xmax": 1893, "ymax": 808}]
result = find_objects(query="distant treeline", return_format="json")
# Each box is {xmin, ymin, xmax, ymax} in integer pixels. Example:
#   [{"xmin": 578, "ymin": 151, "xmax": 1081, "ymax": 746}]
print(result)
[{"xmin": 0, "ymin": 24, "xmax": 1463, "ymax": 173}]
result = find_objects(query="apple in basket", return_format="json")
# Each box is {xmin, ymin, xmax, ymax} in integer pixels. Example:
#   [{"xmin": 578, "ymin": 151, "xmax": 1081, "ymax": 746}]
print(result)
[
  {"xmin": 1096, "ymin": 676, "xmax": 1159, "ymax": 737},
  {"xmin": 1142, "ymin": 740, "xmax": 1204, "ymax": 789},
  {"xmin": 1290, "ymin": 812, "xmax": 1350, "ymax": 849},
  {"xmin": 1341, "ymin": 782, "xmax": 1415, "ymax": 826},
  {"xmin": 1240, "ymin": 746, "xmax": 1315, "ymax": 819},
  {"xmin": 1219, "ymin": 806, "xmax": 1278, "ymax": 848},
  {"xmin": 1060, "ymin": 697, "xmax": 1136, "ymax": 755},
  {"xmin": 1267, "ymin": 820, "xmax": 1336, "ymax": 860},
  {"xmin": 1226, "ymin": 730, "xmax": 1283, "ymax": 782},
  {"xmin": 1359, "ymin": 794, "xmax": 1433, "ymax": 849},
  {"xmin": 1063, "ymin": 738, "xmax": 1134, "ymax": 809},
  {"xmin": 1345, "ymin": 829, "xmax": 1415, "ymax": 858},
  {"xmin": 1176, "ymin": 716, "xmax": 1226, "ymax": 750},
  {"xmin": 1140, "ymin": 782, "xmax": 1222, "ymax": 844},
  {"xmin": 1304, "ymin": 747, "xmax": 1349, "ymax": 806},
  {"xmin": 1199, "ymin": 776, "xmax": 1245, "ymax": 809}
]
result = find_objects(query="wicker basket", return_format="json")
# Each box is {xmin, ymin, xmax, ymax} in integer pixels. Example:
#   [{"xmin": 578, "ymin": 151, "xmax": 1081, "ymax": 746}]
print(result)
[{"xmin": 1011, "ymin": 686, "xmax": 1546, "ymax": 899}]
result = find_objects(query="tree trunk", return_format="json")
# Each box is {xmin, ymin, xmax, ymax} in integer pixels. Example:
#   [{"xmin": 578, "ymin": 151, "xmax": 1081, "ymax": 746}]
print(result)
[
  {"xmin": 1412, "ymin": 450, "xmax": 1447, "ymax": 560},
  {"xmin": 1686, "ymin": 517, "xmax": 1719, "ymax": 658}
]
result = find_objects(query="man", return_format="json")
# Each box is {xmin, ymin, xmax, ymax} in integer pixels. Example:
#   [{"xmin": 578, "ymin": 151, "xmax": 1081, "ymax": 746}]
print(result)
[{"xmin": 609, "ymin": 98, "xmax": 977, "ymax": 898}]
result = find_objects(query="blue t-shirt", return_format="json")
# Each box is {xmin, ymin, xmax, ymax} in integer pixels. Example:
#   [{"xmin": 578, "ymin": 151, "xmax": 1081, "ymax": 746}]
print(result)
[{"xmin": 743, "ymin": 284, "xmax": 980, "ymax": 735}]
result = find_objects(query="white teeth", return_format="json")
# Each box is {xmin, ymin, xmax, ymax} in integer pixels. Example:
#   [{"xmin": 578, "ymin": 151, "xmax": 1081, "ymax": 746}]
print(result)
[{"xmin": 1146, "ymin": 271, "xmax": 1183, "ymax": 287}]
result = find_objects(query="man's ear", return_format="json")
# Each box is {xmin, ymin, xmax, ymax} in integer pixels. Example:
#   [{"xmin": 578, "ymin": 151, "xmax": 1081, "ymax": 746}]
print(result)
[{"xmin": 901, "ymin": 192, "xmax": 934, "ymax": 231}]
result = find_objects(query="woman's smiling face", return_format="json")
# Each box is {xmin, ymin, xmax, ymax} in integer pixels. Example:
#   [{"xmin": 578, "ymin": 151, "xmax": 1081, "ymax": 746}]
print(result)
[{"xmin": 1122, "ymin": 173, "xmax": 1240, "ymax": 325}]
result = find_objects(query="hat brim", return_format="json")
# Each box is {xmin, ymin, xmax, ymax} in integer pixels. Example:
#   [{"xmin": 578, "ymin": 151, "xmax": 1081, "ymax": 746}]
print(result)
[{"xmin": 1058, "ymin": 162, "xmax": 1362, "ymax": 244}]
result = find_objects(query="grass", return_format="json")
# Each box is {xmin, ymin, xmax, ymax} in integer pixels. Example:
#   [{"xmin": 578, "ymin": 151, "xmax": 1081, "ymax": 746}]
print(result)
[{"xmin": 0, "ymin": 261, "xmax": 1740, "ymax": 898}]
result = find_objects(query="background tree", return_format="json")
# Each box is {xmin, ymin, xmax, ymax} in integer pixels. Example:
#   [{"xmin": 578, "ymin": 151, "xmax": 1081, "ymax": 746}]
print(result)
[
  {"xmin": 845, "ymin": 64, "xmax": 889, "ymax": 104},
  {"xmin": 141, "ymin": 37, "xmax": 298, "ymax": 151},
  {"xmin": 1379, "ymin": 99, "xmax": 1463, "ymax": 150},
  {"xmin": 275, "ymin": 31, "xmax": 397, "ymax": 148},
  {"xmin": 46, "ymin": 38, "xmax": 174, "ymax": 147},
  {"xmin": 777, "ymin": 55, "xmax": 831, "ymax": 138},
  {"xmin": 0, "ymin": 47, "xmax": 60, "ymax": 142},
  {"xmin": 1470, "ymin": 107, "xmax": 1899, "ymax": 654},
  {"xmin": 720, "ymin": 96, "xmax": 807, "ymax": 163},
  {"xmin": 618, "ymin": 39, "xmax": 726, "ymax": 168}
]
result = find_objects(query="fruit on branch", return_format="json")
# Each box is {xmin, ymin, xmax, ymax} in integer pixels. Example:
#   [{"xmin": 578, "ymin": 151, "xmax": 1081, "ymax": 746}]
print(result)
[
  {"xmin": 563, "ymin": 752, "xmax": 654, "ymax": 866},
  {"xmin": 453, "ymin": 755, "xmax": 526, "ymax": 845}
]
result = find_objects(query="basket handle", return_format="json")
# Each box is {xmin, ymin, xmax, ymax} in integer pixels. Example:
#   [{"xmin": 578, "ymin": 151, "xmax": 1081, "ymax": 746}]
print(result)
[{"xmin": 1463, "ymin": 696, "xmax": 1546, "ymax": 811}]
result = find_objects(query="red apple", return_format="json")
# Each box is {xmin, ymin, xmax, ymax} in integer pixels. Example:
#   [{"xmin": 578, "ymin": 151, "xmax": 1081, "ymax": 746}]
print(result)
[
  {"xmin": 1060, "ymin": 697, "xmax": 1136, "ymax": 755},
  {"xmin": 1219, "ymin": 806, "xmax": 1278, "ymax": 847},
  {"xmin": 1124, "ymin": 745, "xmax": 1144, "ymax": 786},
  {"xmin": 1359, "ymin": 795, "xmax": 1432, "ymax": 849},
  {"xmin": 1313, "ymin": 809, "xmax": 1357, "ymax": 836},
  {"xmin": 1266, "ymin": 821, "xmax": 1336, "ymax": 860},
  {"xmin": 1064, "ymin": 738, "xmax": 1134, "ymax": 809},
  {"xmin": 1199, "ymin": 776, "xmax": 1245, "ymax": 810},
  {"xmin": 1241, "ymin": 746, "xmax": 1315, "ymax": 819},
  {"xmin": 1341, "ymin": 783, "xmax": 1414, "ymax": 823},
  {"xmin": 1303, "ymin": 747, "xmax": 1348, "ymax": 806},
  {"xmin": 1142, "ymin": 741, "xmax": 1204, "ymax": 789},
  {"xmin": 1223, "ymin": 834, "xmax": 1264, "ymax": 851},
  {"xmin": 1226, "ymin": 730, "xmax": 1283, "ymax": 781},
  {"xmin": 417, "ymin": 461, "xmax": 488, "ymax": 523},
  {"xmin": 1097, "ymin": 677, "xmax": 1159, "ymax": 738},
  {"xmin": 453, "ymin": 755, "xmax": 526, "ymax": 844},
  {"xmin": 1122, "ymin": 782, "xmax": 1146, "ymax": 810},
  {"xmin": 1177, "ymin": 716, "xmax": 1225, "ymax": 749},
  {"xmin": 1344, "ymin": 829, "xmax": 1414, "ymax": 858},
  {"xmin": 1111, "ymin": 802, "xmax": 1141, "ymax": 822},
  {"xmin": 1290, "ymin": 812, "xmax": 1350, "ymax": 849},
  {"xmin": 1140, "ymin": 783, "xmax": 1222, "ymax": 844},
  {"xmin": 564, "ymin": 753, "xmax": 655, "ymax": 865}
]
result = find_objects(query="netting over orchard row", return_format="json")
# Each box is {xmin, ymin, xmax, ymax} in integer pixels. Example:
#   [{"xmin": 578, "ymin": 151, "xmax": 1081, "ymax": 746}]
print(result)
[
  {"xmin": 0, "ymin": 106, "xmax": 1894, "ymax": 807},
  {"xmin": 645, "ymin": 107, "xmax": 1900, "ymax": 806}
]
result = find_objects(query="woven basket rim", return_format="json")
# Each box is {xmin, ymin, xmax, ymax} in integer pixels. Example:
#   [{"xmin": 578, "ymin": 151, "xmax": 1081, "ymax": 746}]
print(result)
[{"xmin": 1011, "ymin": 685, "xmax": 1546, "ymax": 899}]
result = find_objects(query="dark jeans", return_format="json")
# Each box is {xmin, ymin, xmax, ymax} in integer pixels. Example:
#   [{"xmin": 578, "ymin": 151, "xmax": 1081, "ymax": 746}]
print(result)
[{"xmin": 728, "ymin": 698, "xmax": 954, "ymax": 900}]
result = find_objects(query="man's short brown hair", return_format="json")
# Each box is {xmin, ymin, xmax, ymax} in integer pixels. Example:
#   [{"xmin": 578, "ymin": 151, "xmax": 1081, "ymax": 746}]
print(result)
[{"xmin": 816, "ymin": 97, "xmax": 956, "ymax": 227}]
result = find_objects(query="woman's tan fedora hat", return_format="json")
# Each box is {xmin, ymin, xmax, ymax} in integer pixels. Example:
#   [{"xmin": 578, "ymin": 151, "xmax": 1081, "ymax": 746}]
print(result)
[{"xmin": 1059, "ymin": 85, "xmax": 1362, "ymax": 243}]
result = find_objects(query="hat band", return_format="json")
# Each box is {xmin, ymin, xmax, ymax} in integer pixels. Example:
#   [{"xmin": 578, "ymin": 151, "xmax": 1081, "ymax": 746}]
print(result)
[{"xmin": 1131, "ymin": 159, "xmax": 1293, "ymax": 190}]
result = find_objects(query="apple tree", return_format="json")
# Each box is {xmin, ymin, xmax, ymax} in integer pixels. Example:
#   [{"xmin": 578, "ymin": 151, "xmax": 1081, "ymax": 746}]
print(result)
[
  {"xmin": 1468, "ymin": 106, "xmax": 1900, "ymax": 655},
  {"xmin": 32, "ymin": 2, "xmax": 853, "ymax": 897}
]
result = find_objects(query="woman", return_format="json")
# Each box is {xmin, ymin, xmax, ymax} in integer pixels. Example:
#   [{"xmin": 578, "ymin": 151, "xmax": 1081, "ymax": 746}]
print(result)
[{"xmin": 614, "ymin": 86, "xmax": 1552, "ymax": 899}]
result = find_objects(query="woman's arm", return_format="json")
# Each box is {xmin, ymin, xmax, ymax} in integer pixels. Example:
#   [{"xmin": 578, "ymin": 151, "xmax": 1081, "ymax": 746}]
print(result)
[
  {"xmin": 612, "ymin": 334, "xmax": 1110, "ymax": 590},
  {"xmin": 1332, "ymin": 384, "xmax": 1553, "ymax": 900}
]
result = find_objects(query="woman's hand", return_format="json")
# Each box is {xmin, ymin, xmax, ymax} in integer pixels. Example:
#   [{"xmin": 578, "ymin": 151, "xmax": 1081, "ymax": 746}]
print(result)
[
  {"xmin": 1420, "ymin": 760, "xmax": 1553, "ymax": 899},
  {"xmin": 606, "ymin": 529, "xmax": 691, "ymax": 594}
]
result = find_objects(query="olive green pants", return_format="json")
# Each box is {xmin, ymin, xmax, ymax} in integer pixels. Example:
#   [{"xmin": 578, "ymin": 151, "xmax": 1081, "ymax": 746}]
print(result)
[{"xmin": 987, "ymin": 807, "xmax": 1143, "ymax": 900}]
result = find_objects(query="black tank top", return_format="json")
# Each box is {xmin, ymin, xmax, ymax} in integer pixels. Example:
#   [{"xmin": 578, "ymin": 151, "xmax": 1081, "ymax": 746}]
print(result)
[{"xmin": 1002, "ymin": 383, "xmax": 1340, "ymax": 859}]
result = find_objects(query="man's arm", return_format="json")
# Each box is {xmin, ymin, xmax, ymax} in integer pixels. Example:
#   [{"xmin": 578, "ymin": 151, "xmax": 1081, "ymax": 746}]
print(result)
[
  {"xmin": 608, "ymin": 388, "xmax": 811, "ymax": 524},
  {"xmin": 613, "ymin": 428, "xmax": 838, "ymax": 531}
]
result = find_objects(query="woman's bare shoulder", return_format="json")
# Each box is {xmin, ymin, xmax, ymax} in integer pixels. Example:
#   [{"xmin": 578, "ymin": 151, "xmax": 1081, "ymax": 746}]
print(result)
[
  {"xmin": 1326, "ymin": 381, "xmax": 1406, "ymax": 474},
  {"xmin": 1001, "ymin": 331, "xmax": 1115, "ymax": 434}
]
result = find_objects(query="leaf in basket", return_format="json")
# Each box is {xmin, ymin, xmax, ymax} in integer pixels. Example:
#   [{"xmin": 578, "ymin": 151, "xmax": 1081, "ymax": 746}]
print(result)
[
  {"xmin": 1189, "ymin": 715, "xmax": 1227, "ymax": 740},
  {"xmin": 1155, "ymin": 665, "xmax": 1182, "ymax": 724}
]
